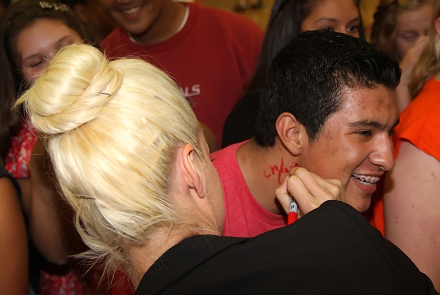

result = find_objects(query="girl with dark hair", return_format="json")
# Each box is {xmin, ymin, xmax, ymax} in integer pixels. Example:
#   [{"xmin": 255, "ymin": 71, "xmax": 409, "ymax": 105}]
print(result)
[
  {"xmin": 0, "ymin": 0, "xmax": 90, "ymax": 176},
  {"xmin": 222, "ymin": 0, "xmax": 365, "ymax": 148},
  {"xmin": 0, "ymin": 0, "xmax": 92, "ymax": 293}
]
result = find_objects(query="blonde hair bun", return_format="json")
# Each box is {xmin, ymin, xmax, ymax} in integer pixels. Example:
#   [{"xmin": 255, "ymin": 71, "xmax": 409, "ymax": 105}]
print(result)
[
  {"xmin": 15, "ymin": 43, "xmax": 203, "ymax": 276},
  {"xmin": 18, "ymin": 44, "xmax": 122, "ymax": 135}
]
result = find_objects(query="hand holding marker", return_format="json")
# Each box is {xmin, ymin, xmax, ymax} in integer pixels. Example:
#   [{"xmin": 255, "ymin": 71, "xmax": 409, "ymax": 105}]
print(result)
[{"xmin": 284, "ymin": 163, "xmax": 344, "ymax": 225}]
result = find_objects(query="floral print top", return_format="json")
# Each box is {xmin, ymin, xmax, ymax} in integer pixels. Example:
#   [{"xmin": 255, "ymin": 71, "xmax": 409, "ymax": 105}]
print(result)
[{"xmin": 5, "ymin": 120, "xmax": 38, "ymax": 178}]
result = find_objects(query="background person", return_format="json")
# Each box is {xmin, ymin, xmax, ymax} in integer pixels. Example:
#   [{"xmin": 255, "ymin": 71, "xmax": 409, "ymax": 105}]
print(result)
[
  {"xmin": 370, "ymin": 0, "xmax": 434, "ymax": 112},
  {"xmin": 222, "ymin": 0, "xmax": 365, "ymax": 148},
  {"xmin": 384, "ymin": 0, "xmax": 440, "ymax": 290},
  {"xmin": 99, "ymin": 0, "xmax": 264, "ymax": 148},
  {"xmin": 0, "ymin": 0, "xmax": 91, "ymax": 293}
]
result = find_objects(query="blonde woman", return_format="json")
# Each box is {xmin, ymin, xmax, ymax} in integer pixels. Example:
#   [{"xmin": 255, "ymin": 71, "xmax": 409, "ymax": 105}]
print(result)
[
  {"xmin": 384, "ymin": 0, "xmax": 440, "ymax": 291},
  {"xmin": 17, "ymin": 43, "xmax": 437, "ymax": 294},
  {"xmin": 371, "ymin": 0, "xmax": 434, "ymax": 112}
]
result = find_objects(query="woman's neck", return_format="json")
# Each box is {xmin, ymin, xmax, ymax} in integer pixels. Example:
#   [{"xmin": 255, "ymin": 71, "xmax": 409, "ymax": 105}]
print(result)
[
  {"xmin": 128, "ymin": 228, "xmax": 191, "ymax": 288},
  {"xmin": 128, "ymin": 222, "xmax": 219, "ymax": 287}
]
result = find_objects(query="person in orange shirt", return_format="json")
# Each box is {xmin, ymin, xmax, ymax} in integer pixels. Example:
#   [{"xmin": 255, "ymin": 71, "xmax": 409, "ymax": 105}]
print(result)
[{"xmin": 384, "ymin": 0, "xmax": 440, "ymax": 291}]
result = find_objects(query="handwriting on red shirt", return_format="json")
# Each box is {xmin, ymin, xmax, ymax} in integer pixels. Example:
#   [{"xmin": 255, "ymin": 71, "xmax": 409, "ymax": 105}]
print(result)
[{"xmin": 263, "ymin": 158, "xmax": 297, "ymax": 184}]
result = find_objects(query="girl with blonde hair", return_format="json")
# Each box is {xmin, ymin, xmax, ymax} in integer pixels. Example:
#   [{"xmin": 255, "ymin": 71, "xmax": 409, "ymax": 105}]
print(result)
[
  {"xmin": 18, "ymin": 43, "xmax": 207, "ymax": 280},
  {"xmin": 410, "ymin": 0, "xmax": 440, "ymax": 97},
  {"xmin": 371, "ymin": 0, "xmax": 434, "ymax": 111}
]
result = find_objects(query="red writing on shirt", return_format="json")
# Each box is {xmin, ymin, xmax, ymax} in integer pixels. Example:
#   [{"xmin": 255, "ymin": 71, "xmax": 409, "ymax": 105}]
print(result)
[{"xmin": 263, "ymin": 158, "xmax": 297, "ymax": 184}]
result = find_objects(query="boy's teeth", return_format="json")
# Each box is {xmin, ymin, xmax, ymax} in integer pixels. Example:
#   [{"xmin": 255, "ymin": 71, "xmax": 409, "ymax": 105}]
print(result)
[
  {"xmin": 352, "ymin": 173, "xmax": 380, "ymax": 184},
  {"xmin": 123, "ymin": 6, "xmax": 140, "ymax": 14}
]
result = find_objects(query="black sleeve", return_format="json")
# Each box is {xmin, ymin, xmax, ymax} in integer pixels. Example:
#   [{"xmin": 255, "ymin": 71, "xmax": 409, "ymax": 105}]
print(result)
[{"xmin": 138, "ymin": 200, "xmax": 438, "ymax": 295}]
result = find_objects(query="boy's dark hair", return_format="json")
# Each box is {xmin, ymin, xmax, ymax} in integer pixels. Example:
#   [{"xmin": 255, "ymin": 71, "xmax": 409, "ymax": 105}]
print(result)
[{"xmin": 254, "ymin": 30, "xmax": 401, "ymax": 147}]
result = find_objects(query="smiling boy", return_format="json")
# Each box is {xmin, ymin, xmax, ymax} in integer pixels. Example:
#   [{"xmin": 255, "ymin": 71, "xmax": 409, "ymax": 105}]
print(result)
[{"xmin": 211, "ymin": 30, "xmax": 401, "ymax": 237}]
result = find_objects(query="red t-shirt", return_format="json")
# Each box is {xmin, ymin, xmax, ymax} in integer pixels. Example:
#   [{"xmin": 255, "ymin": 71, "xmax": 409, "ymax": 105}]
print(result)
[{"xmin": 100, "ymin": 3, "xmax": 264, "ymax": 145}]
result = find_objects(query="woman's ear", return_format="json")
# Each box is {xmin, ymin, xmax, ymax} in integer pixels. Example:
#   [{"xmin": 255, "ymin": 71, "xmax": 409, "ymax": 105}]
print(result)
[
  {"xmin": 435, "ymin": 16, "xmax": 440, "ymax": 37},
  {"xmin": 180, "ymin": 144, "xmax": 205, "ymax": 198},
  {"xmin": 275, "ymin": 112, "xmax": 308, "ymax": 156}
]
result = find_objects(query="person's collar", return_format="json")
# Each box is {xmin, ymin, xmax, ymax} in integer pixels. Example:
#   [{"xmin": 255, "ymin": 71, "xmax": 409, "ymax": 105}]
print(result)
[{"xmin": 136, "ymin": 235, "xmax": 247, "ymax": 295}]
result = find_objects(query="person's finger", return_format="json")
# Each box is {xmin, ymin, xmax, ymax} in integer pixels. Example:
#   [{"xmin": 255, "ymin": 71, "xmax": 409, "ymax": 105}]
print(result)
[
  {"xmin": 320, "ymin": 178, "xmax": 345, "ymax": 202},
  {"xmin": 285, "ymin": 172, "xmax": 323, "ymax": 215},
  {"xmin": 289, "ymin": 168, "xmax": 338, "ymax": 203},
  {"xmin": 306, "ymin": 172, "xmax": 344, "ymax": 202},
  {"xmin": 280, "ymin": 167, "xmax": 345, "ymax": 216}
]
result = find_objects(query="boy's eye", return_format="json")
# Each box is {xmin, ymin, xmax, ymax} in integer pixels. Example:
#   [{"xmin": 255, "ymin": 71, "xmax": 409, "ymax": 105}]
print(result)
[{"xmin": 357, "ymin": 130, "xmax": 372, "ymax": 137}]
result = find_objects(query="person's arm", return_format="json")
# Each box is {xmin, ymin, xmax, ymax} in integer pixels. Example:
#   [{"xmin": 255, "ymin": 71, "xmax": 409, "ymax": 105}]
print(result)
[
  {"xmin": 28, "ymin": 138, "xmax": 81, "ymax": 265},
  {"xmin": 0, "ymin": 177, "xmax": 28, "ymax": 295},
  {"xmin": 384, "ymin": 141, "xmax": 440, "ymax": 291}
]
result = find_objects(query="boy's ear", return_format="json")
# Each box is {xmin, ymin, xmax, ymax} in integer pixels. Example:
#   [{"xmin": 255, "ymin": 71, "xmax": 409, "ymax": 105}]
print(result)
[
  {"xmin": 180, "ymin": 144, "xmax": 205, "ymax": 198},
  {"xmin": 276, "ymin": 112, "xmax": 308, "ymax": 155}
]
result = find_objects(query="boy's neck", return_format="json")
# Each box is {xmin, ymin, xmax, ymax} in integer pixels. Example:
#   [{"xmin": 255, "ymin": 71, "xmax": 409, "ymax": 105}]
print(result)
[
  {"xmin": 129, "ymin": 2, "xmax": 187, "ymax": 45},
  {"xmin": 237, "ymin": 139, "xmax": 297, "ymax": 215}
]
